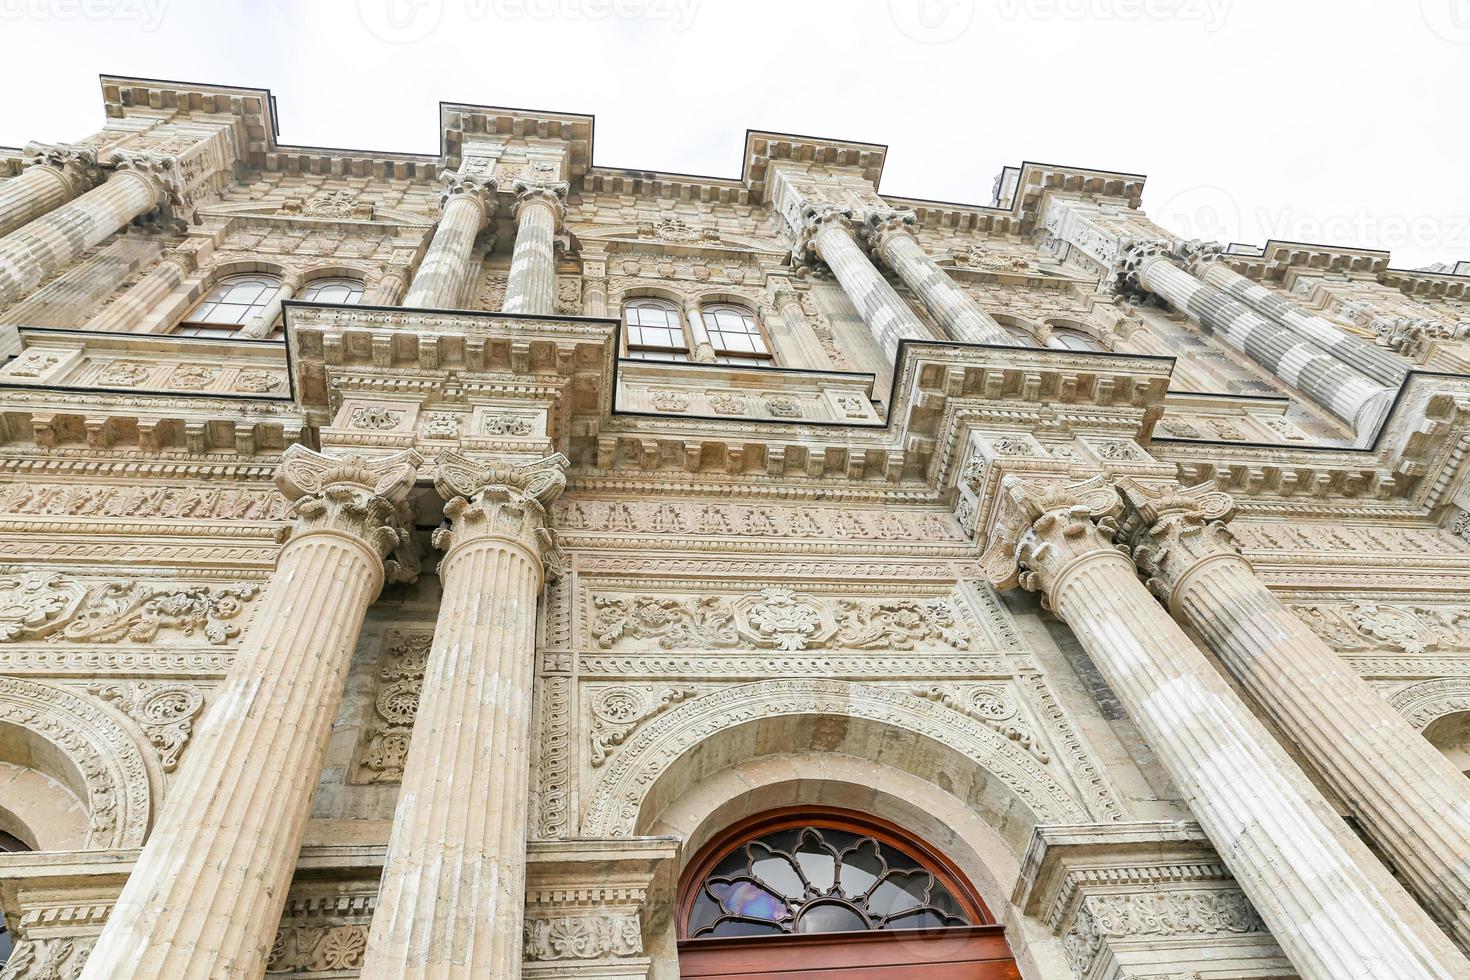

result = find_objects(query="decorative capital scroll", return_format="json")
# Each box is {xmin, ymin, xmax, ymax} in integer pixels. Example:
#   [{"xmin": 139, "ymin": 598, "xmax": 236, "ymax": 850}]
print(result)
[
  {"xmin": 275, "ymin": 446, "xmax": 423, "ymax": 584},
  {"xmin": 1174, "ymin": 237, "xmax": 1228, "ymax": 274},
  {"xmin": 1113, "ymin": 236, "xmax": 1173, "ymax": 295},
  {"xmin": 978, "ymin": 475, "xmax": 1124, "ymax": 598},
  {"xmin": 860, "ymin": 205, "xmax": 919, "ymax": 255},
  {"xmin": 432, "ymin": 450, "xmax": 570, "ymax": 578},
  {"xmin": 510, "ymin": 176, "xmax": 570, "ymax": 223},
  {"xmin": 1116, "ymin": 478, "xmax": 1243, "ymax": 610},
  {"xmin": 22, "ymin": 141, "xmax": 103, "ymax": 192},
  {"xmin": 438, "ymin": 169, "xmax": 499, "ymax": 223},
  {"xmin": 791, "ymin": 201, "xmax": 856, "ymax": 265}
]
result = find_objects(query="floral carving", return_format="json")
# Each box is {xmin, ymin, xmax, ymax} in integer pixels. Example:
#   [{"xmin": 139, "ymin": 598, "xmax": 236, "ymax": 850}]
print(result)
[
  {"xmin": 764, "ymin": 395, "xmax": 802, "ymax": 418},
  {"xmin": 424, "ymin": 412, "xmax": 461, "ymax": 437},
  {"xmin": 234, "ymin": 370, "xmax": 283, "ymax": 393},
  {"xmin": 522, "ymin": 913, "xmax": 643, "ymax": 961},
  {"xmin": 649, "ymin": 389, "xmax": 690, "ymax": 412},
  {"xmin": 0, "ymin": 572, "xmax": 83, "ymax": 640},
  {"xmin": 1289, "ymin": 602, "xmax": 1470, "ymax": 654},
  {"xmin": 5, "ymin": 350, "xmax": 63, "ymax": 378},
  {"xmin": 348, "ymin": 405, "xmax": 404, "ymax": 430},
  {"xmin": 708, "ymin": 392, "xmax": 746, "ymax": 415},
  {"xmin": 58, "ymin": 582, "xmax": 258, "ymax": 646},
  {"xmin": 353, "ymin": 631, "xmax": 432, "ymax": 783},
  {"xmin": 914, "ymin": 684, "xmax": 1047, "ymax": 763},
  {"xmin": 98, "ymin": 361, "xmax": 152, "ymax": 386},
  {"xmin": 89, "ymin": 681, "xmax": 205, "ymax": 772},
  {"xmin": 1063, "ymin": 890, "xmax": 1264, "ymax": 979},
  {"xmin": 833, "ymin": 598, "xmax": 972, "ymax": 650},
  {"xmin": 592, "ymin": 595, "xmax": 738, "ymax": 650},
  {"xmin": 169, "ymin": 365, "xmax": 218, "ymax": 390},
  {"xmin": 742, "ymin": 588, "xmax": 825, "ymax": 651},
  {"xmin": 481, "ymin": 414, "xmax": 533, "ymax": 436},
  {"xmin": 266, "ymin": 924, "xmax": 368, "ymax": 973},
  {"xmin": 588, "ymin": 685, "xmax": 697, "ymax": 766}
]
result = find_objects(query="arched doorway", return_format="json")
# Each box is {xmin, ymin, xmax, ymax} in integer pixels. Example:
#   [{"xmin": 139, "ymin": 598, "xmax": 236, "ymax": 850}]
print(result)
[{"xmin": 675, "ymin": 808, "xmax": 1020, "ymax": 978}]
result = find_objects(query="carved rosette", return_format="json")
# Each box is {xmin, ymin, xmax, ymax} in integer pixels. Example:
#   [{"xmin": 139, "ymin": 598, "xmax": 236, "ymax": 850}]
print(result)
[
  {"xmin": 23, "ymin": 140, "xmax": 103, "ymax": 192},
  {"xmin": 978, "ymin": 475, "xmax": 1125, "ymax": 598},
  {"xmin": 438, "ymin": 169, "xmax": 499, "ymax": 224},
  {"xmin": 510, "ymin": 176, "xmax": 570, "ymax": 224},
  {"xmin": 790, "ymin": 202, "xmax": 855, "ymax": 266},
  {"xmin": 860, "ymin": 205, "xmax": 919, "ymax": 256},
  {"xmin": 1118, "ymin": 479, "xmax": 1242, "ymax": 610},
  {"xmin": 433, "ymin": 450, "xmax": 569, "ymax": 578},
  {"xmin": 274, "ymin": 446, "xmax": 422, "ymax": 584}
]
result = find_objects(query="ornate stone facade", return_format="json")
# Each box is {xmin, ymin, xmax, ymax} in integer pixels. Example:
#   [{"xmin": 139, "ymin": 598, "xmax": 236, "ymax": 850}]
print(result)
[{"xmin": 0, "ymin": 76, "xmax": 1467, "ymax": 979}]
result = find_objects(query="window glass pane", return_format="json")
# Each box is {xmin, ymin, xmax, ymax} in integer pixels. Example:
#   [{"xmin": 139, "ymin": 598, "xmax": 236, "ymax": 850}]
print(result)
[{"xmin": 185, "ymin": 274, "xmax": 282, "ymax": 333}]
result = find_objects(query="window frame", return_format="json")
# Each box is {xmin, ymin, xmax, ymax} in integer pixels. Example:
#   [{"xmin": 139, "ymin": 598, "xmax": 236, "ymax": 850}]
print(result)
[
  {"xmin": 622, "ymin": 297, "xmax": 693, "ymax": 362},
  {"xmin": 175, "ymin": 273, "xmax": 286, "ymax": 339},
  {"xmin": 699, "ymin": 302, "xmax": 776, "ymax": 367},
  {"xmin": 298, "ymin": 276, "xmax": 367, "ymax": 306}
]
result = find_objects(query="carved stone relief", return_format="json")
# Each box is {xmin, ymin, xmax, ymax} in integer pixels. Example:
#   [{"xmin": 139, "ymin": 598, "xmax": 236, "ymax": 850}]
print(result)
[{"xmin": 351, "ymin": 630, "xmax": 432, "ymax": 784}]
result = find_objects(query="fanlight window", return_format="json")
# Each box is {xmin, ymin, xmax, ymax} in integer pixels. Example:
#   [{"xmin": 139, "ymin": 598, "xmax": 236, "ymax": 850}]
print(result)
[
  {"xmin": 624, "ymin": 298, "xmax": 690, "ymax": 362},
  {"xmin": 300, "ymin": 277, "xmax": 365, "ymax": 305},
  {"xmin": 177, "ymin": 274, "xmax": 284, "ymax": 338},
  {"xmin": 1049, "ymin": 326, "xmax": 1104, "ymax": 351},
  {"xmin": 700, "ymin": 304, "xmax": 773, "ymax": 366},
  {"xmin": 686, "ymin": 824, "xmax": 973, "ymax": 939}
]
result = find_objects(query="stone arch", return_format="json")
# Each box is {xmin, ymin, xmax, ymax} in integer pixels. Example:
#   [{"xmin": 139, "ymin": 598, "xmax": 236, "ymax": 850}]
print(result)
[
  {"xmin": 295, "ymin": 261, "xmax": 377, "ymax": 285},
  {"xmin": 0, "ymin": 677, "xmax": 152, "ymax": 848},
  {"xmin": 1387, "ymin": 677, "xmax": 1470, "ymax": 729},
  {"xmin": 1041, "ymin": 316, "xmax": 1113, "ymax": 352},
  {"xmin": 581, "ymin": 678, "xmax": 1088, "ymax": 840}
]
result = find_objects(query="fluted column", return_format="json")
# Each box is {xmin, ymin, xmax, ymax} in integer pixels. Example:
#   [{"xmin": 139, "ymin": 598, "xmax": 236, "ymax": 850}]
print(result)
[
  {"xmin": 1121, "ymin": 240, "xmax": 1393, "ymax": 439},
  {"xmin": 362, "ymin": 451, "xmax": 567, "ymax": 979},
  {"xmin": 82, "ymin": 447, "xmax": 421, "ymax": 980},
  {"xmin": 981, "ymin": 476, "xmax": 1469, "ymax": 979},
  {"xmin": 863, "ymin": 206, "xmax": 1013, "ymax": 345},
  {"xmin": 403, "ymin": 172, "xmax": 496, "ymax": 309},
  {"xmin": 1185, "ymin": 245, "xmax": 1408, "ymax": 386},
  {"xmin": 240, "ymin": 269, "xmax": 302, "ymax": 339},
  {"xmin": 795, "ymin": 203, "xmax": 930, "ymax": 364},
  {"xmin": 85, "ymin": 240, "xmax": 202, "ymax": 333},
  {"xmin": 501, "ymin": 177, "xmax": 566, "ymax": 315},
  {"xmin": 0, "ymin": 143, "xmax": 101, "ymax": 239},
  {"xmin": 682, "ymin": 295, "xmax": 718, "ymax": 362},
  {"xmin": 366, "ymin": 265, "xmax": 410, "ymax": 306},
  {"xmin": 1121, "ymin": 478, "xmax": 1470, "ymax": 954},
  {"xmin": 0, "ymin": 161, "xmax": 162, "ymax": 308}
]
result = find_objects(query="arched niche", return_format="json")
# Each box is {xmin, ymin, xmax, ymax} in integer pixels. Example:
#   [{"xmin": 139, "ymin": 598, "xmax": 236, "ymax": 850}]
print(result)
[
  {"xmin": 0, "ymin": 678, "xmax": 152, "ymax": 849},
  {"xmin": 1424, "ymin": 712, "xmax": 1470, "ymax": 776},
  {"xmin": 582, "ymin": 679, "xmax": 1087, "ymax": 850}
]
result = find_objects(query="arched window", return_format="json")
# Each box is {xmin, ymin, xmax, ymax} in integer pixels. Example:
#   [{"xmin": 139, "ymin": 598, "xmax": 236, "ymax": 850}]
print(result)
[
  {"xmin": 177, "ymin": 274, "xmax": 284, "ymax": 338},
  {"xmin": 677, "ymin": 810, "xmax": 1014, "ymax": 977},
  {"xmin": 623, "ymin": 298, "xmax": 690, "ymax": 362},
  {"xmin": 1048, "ymin": 326, "xmax": 1105, "ymax": 351},
  {"xmin": 700, "ymin": 303, "xmax": 773, "ymax": 366},
  {"xmin": 989, "ymin": 314, "xmax": 1040, "ymax": 347},
  {"xmin": 299, "ymin": 277, "xmax": 365, "ymax": 305}
]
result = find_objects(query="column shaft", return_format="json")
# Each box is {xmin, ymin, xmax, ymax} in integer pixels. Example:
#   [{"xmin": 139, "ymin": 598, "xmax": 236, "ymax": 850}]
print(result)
[
  {"xmin": 502, "ymin": 198, "xmax": 558, "ymax": 315},
  {"xmin": 1134, "ymin": 253, "xmax": 1392, "ymax": 435},
  {"xmin": 84, "ymin": 253, "xmax": 185, "ymax": 333},
  {"xmin": 1144, "ymin": 522, "xmax": 1470, "ymax": 951},
  {"xmin": 871, "ymin": 221, "xmax": 1012, "ymax": 345},
  {"xmin": 362, "ymin": 539, "xmax": 541, "ymax": 978},
  {"xmin": 0, "ymin": 170, "xmax": 159, "ymax": 308},
  {"xmin": 404, "ymin": 192, "xmax": 489, "ymax": 310},
  {"xmin": 366, "ymin": 267, "xmax": 409, "ymax": 306},
  {"xmin": 0, "ymin": 164, "xmax": 80, "ymax": 240},
  {"xmin": 240, "ymin": 273, "xmax": 299, "ymax": 339},
  {"xmin": 811, "ymin": 219, "xmax": 929, "ymax": 364},
  {"xmin": 1196, "ymin": 259, "xmax": 1407, "ymax": 386},
  {"xmin": 81, "ymin": 449, "xmax": 417, "ymax": 980},
  {"xmin": 989, "ymin": 479, "xmax": 1470, "ymax": 979}
]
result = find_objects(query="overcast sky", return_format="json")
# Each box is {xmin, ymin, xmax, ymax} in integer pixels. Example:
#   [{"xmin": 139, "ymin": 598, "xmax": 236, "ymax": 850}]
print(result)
[{"xmin": 2, "ymin": 0, "xmax": 1466, "ymax": 268}]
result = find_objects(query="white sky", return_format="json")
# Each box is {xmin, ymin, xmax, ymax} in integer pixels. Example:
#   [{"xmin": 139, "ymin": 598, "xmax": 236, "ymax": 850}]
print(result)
[{"xmin": 2, "ymin": 0, "xmax": 1467, "ymax": 268}]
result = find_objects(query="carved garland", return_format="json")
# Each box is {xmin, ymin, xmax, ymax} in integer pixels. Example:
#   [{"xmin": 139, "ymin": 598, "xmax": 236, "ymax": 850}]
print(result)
[{"xmin": 580, "ymin": 678, "xmax": 1088, "ymax": 836}]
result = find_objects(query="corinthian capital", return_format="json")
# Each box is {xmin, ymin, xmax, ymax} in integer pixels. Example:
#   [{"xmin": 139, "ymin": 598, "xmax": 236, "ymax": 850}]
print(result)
[
  {"xmin": 22, "ymin": 141, "xmax": 103, "ymax": 192},
  {"xmin": 510, "ymin": 176, "xmax": 570, "ymax": 222},
  {"xmin": 790, "ymin": 202, "xmax": 855, "ymax": 265},
  {"xmin": 1116, "ymin": 478, "xmax": 1240, "ymax": 609},
  {"xmin": 860, "ymin": 206, "xmax": 919, "ymax": 254},
  {"xmin": 275, "ymin": 446, "xmax": 423, "ymax": 583},
  {"xmin": 433, "ymin": 450, "xmax": 569, "ymax": 576},
  {"xmin": 1175, "ymin": 238, "xmax": 1228, "ymax": 274},
  {"xmin": 1114, "ymin": 236, "xmax": 1173, "ymax": 294},
  {"xmin": 978, "ymin": 475, "xmax": 1125, "ymax": 599},
  {"xmin": 439, "ymin": 170, "xmax": 498, "ymax": 219}
]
